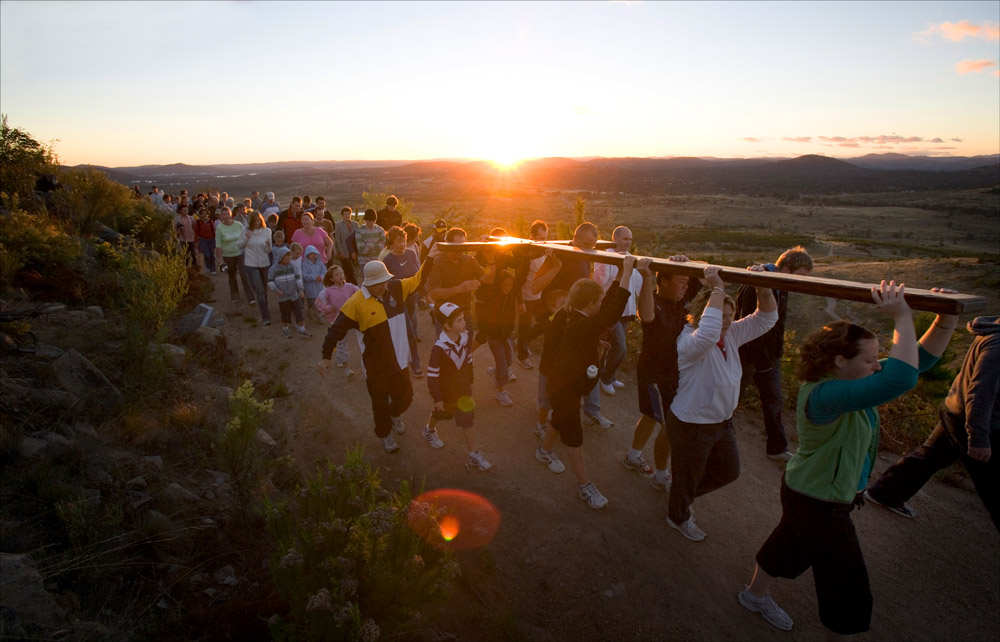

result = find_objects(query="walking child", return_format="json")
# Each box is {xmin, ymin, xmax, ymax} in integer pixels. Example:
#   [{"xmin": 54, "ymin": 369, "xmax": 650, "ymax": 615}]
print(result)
[
  {"xmin": 423, "ymin": 302, "xmax": 492, "ymax": 471},
  {"xmin": 301, "ymin": 246, "xmax": 326, "ymax": 323},
  {"xmin": 315, "ymin": 265, "xmax": 359, "ymax": 377},
  {"xmin": 268, "ymin": 246, "xmax": 311, "ymax": 339}
]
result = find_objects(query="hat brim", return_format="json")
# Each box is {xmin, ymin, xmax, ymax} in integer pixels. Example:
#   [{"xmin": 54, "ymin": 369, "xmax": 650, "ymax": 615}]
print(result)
[{"xmin": 363, "ymin": 273, "xmax": 392, "ymax": 287}]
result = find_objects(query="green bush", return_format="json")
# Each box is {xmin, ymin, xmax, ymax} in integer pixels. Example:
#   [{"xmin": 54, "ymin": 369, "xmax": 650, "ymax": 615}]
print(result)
[
  {"xmin": 112, "ymin": 239, "xmax": 188, "ymax": 388},
  {"xmin": 220, "ymin": 380, "xmax": 275, "ymax": 522},
  {"xmin": 0, "ymin": 115, "xmax": 57, "ymax": 211},
  {"xmin": 265, "ymin": 446, "xmax": 459, "ymax": 642},
  {"xmin": 53, "ymin": 166, "xmax": 174, "ymax": 249},
  {"xmin": 0, "ymin": 210, "xmax": 82, "ymax": 287}
]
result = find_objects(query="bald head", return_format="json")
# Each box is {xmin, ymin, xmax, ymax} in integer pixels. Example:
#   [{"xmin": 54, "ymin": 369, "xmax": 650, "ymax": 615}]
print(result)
[
  {"xmin": 573, "ymin": 222, "xmax": 599, "ymax": 249},
  {"xmin": 612, "ymin": 226, "xmax": 632, "ymax": 253}
]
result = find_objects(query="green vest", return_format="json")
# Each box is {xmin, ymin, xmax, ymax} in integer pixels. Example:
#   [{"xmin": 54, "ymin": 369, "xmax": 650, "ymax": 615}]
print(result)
[{"xmin": 785, "ymin": 377, "xmax": 879, "ymax": 504}]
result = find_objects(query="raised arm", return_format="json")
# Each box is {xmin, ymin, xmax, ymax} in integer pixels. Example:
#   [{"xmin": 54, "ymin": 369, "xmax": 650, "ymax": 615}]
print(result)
[
  {"xmin": 876, "ymin": 280, "xmax": 918, "ymax": 369},
  {"xmin": 637, "ymin": 260, "xmax": 656, "ymax": 324},
  {"xmin": 918, "ymin": 287, "xmax": 959, "ymax": 358}
]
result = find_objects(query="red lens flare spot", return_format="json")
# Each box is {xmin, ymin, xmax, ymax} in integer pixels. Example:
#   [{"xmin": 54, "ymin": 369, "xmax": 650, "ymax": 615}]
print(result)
[
  {"xmin": 407, "ymin": 489, "xmax": 500, "ymax": 550},
  {"xmin": 439, "ymin": 515, "xmax": 460, "ymax": 541}
]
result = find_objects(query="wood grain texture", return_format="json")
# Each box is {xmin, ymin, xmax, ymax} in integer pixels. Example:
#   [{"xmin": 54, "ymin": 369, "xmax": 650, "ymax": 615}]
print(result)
[{"xmin": 438, "ymin": 239, "xmax": 987, "ymax": 315}]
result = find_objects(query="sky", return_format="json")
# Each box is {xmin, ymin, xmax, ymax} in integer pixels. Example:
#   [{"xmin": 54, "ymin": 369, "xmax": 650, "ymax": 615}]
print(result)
[{"xmin": 2, "ymin": 1, "xmax": 998, "ymax": 167}]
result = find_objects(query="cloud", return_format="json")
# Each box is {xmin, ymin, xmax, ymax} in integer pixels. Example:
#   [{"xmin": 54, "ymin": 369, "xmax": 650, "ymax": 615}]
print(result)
[
  {"xmin": 951, "ymin": 137, "xmax": 963, "ymax": 142},
  {"xmin": 915, "ymin": 20, "xmax": 1000, "ymax": 42},
  {"xmin": 777, "ymin": 134, "xmax": 965, "ymax": 151},
  {"xmin": 819, "ymin": 136, "xmax": 849, "ymax": 143},
  {"xmin": 782, "ymin": 136, "xmax": 812, "ymax": 143},
  {"xmin": 933, "ymin": 146, "xmax": 958, "ymax": 150},
  {"xmin": 740, "ymin": 137, "xmax": 762, "ymax": 143},
  {"xmin": 956, "ymin": 59, "xmax": 997, "ymax": 74},
  {"xmin": 930, "ymin": 137, "xmax": 944, "ymax": 143},
  {"xmin": 837, "ymin": 142, "xmax": 861, "ymax": 148}
]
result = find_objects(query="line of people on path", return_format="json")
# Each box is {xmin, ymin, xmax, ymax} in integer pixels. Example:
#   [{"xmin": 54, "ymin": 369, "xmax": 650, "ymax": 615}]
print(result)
[{"xmin": 311, "ymin": 216, "xmax": 995, "ymax": 642}]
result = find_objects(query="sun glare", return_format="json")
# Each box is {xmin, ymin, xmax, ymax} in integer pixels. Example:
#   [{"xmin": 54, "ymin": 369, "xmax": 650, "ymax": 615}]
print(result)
[{"xmin": 490, "ymin": 153, "xmax": 523, "ymax": 170}]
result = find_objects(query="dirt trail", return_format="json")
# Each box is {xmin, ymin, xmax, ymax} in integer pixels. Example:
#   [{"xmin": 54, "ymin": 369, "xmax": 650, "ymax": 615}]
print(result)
[{"xmin": 212, "ymin": 275, "xmax": 998, "ymax": 641}]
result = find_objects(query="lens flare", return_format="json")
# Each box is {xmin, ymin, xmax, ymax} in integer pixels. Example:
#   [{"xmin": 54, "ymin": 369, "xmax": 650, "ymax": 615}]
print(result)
[
  {"xmin": 439, "ymin": 515, "xmax": 460, "ymax": 541},
  {"xmin": 408, "ymin": 489, "xmax": 501, "ymax": 550},
  {"xmin": 456, "ymin": 395, "xmax": 475, "ymax": 412}
]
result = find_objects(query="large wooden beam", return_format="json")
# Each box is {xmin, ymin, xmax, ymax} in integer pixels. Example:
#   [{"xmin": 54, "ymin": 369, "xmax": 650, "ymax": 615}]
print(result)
[{"xmin": 438, "ymin": 239, "xmax": 988, "ymax": 315}]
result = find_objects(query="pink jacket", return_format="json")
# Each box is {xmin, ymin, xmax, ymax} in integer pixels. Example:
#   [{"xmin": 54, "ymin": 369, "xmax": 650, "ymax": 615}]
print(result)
[{"xmin": 315, "ymin": 283, "xmax": 359, "ymax": 323}]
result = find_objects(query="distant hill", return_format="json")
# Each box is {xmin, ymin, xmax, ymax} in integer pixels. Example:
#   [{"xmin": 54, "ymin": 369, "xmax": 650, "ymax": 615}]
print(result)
[
  {"xmin": 70, "ymin": 164, "xmax": 142, "ymax": 183},
  {"xmin": 848, "ymin": 153, "xmax": 1000, "ymax": 171}
]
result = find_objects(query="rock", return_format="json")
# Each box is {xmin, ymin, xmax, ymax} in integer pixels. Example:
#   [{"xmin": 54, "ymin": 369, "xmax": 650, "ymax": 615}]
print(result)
[
  {"xmin": 213, "ymin": 565, "xmax": 238, "ymax": 586},
  {"xmin": 0, "ymin": 333, "xmax": 18, "ymax": 354},
  {"xmin": 195, "ymin": 326, "xmax": 222, "ymax": 346},
  {"xmin": 144, "ymin": 455, "xmax": 164, "ymax": 471},
  {"xmin": 203, "ymin": 587, "xmax": 218, "ymax": 598},
  {"xmin": 94, "ymin": 223, "xmax": 121, "ymax": 244},
  {"xmin": 0, "ymin": 378, "xmax": 79, "ymax": 410},
  {"xmin": 159, "ymin": 482, "xmax": 200, "ymax": 505},
  {"xmin": 33, "ymin": 342, "xmax": 64, "ymax": 359},
  {"xmin": 66, "ymin": 310, "xmax": 91, "ymax": 324},
  {"xmin": 18, "ymin": 432, "xmax": 74, "ymax": 461},
  {"xmin": 0, "ymin": 553, "xmax": 67, "ymax": 632},
  {"xmin": 86, "ymin": 306, "xmax": 103, "ymax": 319},
  {"xmin": 130, "ymin": 492, "xmax": 154, "ymax": 509},
  {"xmin": 612, "ymin": 582, "xmax": 626, "ymax": 596},
  {"xmin": 150, "ymin": 343, "xmax": 186, "ymax": 368},
  {"xmin": 83, "ymin": 465, "xmax": 113, "ymax": 486},
  {"xmin": 144, "ymin": 510, "xmax": 174, "ymax": 533},
  {"xmin": 51, "ymin": 349, "xmax": 122, "ymax": 414},
  {"xmin": 601, "ymin": 589, "xmax": 614, "ymax": 599},
  {"xmin": 175, "ymin": 303, "xmax": 222, "ymax": 337},
  {"xmin": 80, "ymin": 488, "xmax": 101, "ymax": 508},
  {"xmin": 255, "ymin": 429, "xmax": 277, "ymax": 447},
  {"xmin": 126, "ymin": 476, "xmax": 148, "ymax": 490},
  {"xmin": 73, "ymin": 422, "xmax": 97, "ymax": 437}
]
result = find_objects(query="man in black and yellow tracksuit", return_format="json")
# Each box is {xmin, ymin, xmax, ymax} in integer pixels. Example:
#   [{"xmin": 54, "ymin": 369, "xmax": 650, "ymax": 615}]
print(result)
[{"xmin": 318, "ymin": 255, "xmax": 435, "ymax": 453}]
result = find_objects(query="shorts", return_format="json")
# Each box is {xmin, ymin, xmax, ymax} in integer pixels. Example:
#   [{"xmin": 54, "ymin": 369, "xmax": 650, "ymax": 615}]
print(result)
[
  {"xmin": 432, "ymin": 403, "xmax": 474, "ymax": 428},
  {"xmin": 755, "ymin": 478, "xmax": 872, "ymax": 635},
  {"xmin": 549, "ymin": 388, "xmax": 583, "ymax": 448},
  {"xmin": 637, "ymin": 377, "xmax": 676, "ymax": 425}
]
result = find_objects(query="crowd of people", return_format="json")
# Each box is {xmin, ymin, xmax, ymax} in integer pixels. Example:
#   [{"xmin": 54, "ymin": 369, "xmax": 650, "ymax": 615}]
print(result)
[{"xmin": 152, "ymin": 186, "xmax": 997, "ymax": 640}]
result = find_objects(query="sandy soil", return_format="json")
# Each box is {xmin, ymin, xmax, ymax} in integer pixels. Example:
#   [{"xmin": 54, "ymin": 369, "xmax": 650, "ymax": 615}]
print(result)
[{"xmin": 211, "ymin": 271, "xmax": 998, "ymax": 642}]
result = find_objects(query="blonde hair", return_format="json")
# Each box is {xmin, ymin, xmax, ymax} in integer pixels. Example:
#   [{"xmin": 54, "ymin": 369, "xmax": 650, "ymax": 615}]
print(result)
[
  {"xmin": 686, "ymin": 288, "xmax": 735, "ymax": 327},
  {"xmin": 290, "ymin": 242, "xmax": 303, "ymax": 257},
  {"xmin": 569, "ymin": 278, "xmax": 604, "ymax": 310}
]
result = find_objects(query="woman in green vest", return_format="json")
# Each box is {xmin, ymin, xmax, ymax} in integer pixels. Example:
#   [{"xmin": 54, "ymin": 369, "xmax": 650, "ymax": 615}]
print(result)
[{"xmin": 737, "ymin": 280, "xmax": 958, "ymax": 639}]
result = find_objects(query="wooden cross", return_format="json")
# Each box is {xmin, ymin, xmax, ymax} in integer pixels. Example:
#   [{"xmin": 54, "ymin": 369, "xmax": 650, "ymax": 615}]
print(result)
[{"xmin": 437, "ymin": 237, "xmax": 988, "ymax": 315}]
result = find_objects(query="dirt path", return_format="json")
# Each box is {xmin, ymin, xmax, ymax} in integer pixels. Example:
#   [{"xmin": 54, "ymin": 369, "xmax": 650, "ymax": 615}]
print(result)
[{"xmin": 212, "ymin": 276, "xmax": 998, "ymax": 641}]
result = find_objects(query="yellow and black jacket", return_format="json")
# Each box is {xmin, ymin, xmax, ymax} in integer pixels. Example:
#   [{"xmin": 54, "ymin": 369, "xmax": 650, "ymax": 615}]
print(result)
[{"xmin": 322, "ymin": 257, "xmax": 433, "ymax": 375}]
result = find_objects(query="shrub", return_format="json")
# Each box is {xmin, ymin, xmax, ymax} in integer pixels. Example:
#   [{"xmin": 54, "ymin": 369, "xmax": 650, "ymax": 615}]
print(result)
[
  {"xmin": 112, "ymin": 239, "xmax": 188, "ymax": 388},
  {"xmin": 53, "ymin": 166, "xmax": 174, "ymax": 249},
  {"xmin": 0, "ymin": 115, "xmax": 57, "ymax": 211},
  {"xmin": 265, "ymin": 446, "xmax": 459, "ymax": 642},
  {"xmin": 362, "ymin": 185, "xmax": 414, "ymax": 222},
  {"xmin": 219, "ymin": 380, "xmax": 275, "ymax": 522},
  {"xmin": 0, "ymin": 209, "xmax": 82, "ymax": 288}
]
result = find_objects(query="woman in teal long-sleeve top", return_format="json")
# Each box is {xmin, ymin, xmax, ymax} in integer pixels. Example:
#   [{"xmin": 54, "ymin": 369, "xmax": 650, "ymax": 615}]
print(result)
[{"xmin": 737, "ymin": 281, "xmax": 958, "ymax": 640}]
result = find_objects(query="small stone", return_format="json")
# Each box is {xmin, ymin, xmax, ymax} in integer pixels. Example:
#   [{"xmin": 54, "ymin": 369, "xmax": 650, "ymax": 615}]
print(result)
[
  {"xmin": 143, "ymin": 455, "xmax": 164, "ymax": 471},
  {"xmin": 34, "ymin": 343, "xmax": 64, "ymax": 359},
  {"xmin": 213, "ymin": 565, "xmax": 238, "ymax": 586},
  {"xmin": 602, "ymin": 589, "xmax": 614, "ymax": 599},
  {"xmin": 203, "ymin": 588, "xmax": 218, "ymax": 598},
  {"xmin": 85, "ymin": 306, "xmax": 103, "ymax": 319},
  {"xmin": 156, "ymin": 598, "xmax": 170, "ymax": 610},
  {"xmin": 159, "ymin": 482, "xmax": 200, "ymax": 504},
  {"xmin": 126, "ymin": 476, "xmax": 147, "ymax": 490},
  {"xmin": 612, "ymin": 582, "xmax": 626, "ymax": 596},
  {"xmin": 203, "ymin": 491, "xmax": 215, "ymax": 500},
  {"xmin": 255, "ymin": 429, "xmax": 277, "ymax": 447}
]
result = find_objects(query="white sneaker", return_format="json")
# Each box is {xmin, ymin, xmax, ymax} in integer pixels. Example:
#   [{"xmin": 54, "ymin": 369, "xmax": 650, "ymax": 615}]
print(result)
[
  {"xmin": 508, "ymin": 368, "xmax": 516, "ymax": 382},
  {"xmin": 533, "ymin": 423, "xmax": 547, "ymax": 440},
  {"xmin": 468, "ymin": 450, "xmax": 492, "ymax": 471},
  {"xmin": 766, "ymin": 450, "xmax": 794, "ymax": 462},
  {"xmin": 666, "ymin": 514, "xmax": 706, "ymax": 541},
  {"xmin": 738, "ymin": 587, "xmax": 794, "ymax": 631},
  {"xmin": 585, "ymin": 412, "xmax": 613, "ymax": 429},
  {"xmin": 612, "ymin": 379, "xmax": 625, "ymax": 389},
  {"xmin": 391, "ymin": 416, "xmax": 405, "ymax": 434},
  {"xmin": 496, "ymin": 390, "xmax": 513, "ymax": 406},
  {"xmin": 599, "ymin": 381, "xmax": 616, "ymax": 396},
  {"xmin": 297, "ymin": 326, "xmax": 312, "ymax": 337},
  {"xmin": 578, "ymin": 482, "xmax": 609, "ymax": 509},
  {"xmin": 382, "ymin": 434, "xmax": 400, "ymax": 453},
  {"xmin": 518, "ymin": 358, "xmax": 534, "ymax": 370},
  {"xmin": 622, "ymin": 454, "xmax": 655, "ymax": 478},
  {"xmin": 864, "ymin": 490, "xmax": 917, "ymax": 518},
  {"xmin": 650, "ymin": 472, "xmax": 673, "ymax": 493},
  {"xmin": 423, "ymin": 426, "xmax": 444, "ymax": 449},
  {"xmin": 535, "ymin": 447, "xmax": 565, "ymax": 473}
]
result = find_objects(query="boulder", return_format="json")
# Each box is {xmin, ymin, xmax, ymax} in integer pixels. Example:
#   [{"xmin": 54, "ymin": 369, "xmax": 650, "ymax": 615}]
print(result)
[
  {"xmin": 18, "ymin": 432, "xmax": 74, "ymax": 461},
  {"xmin": 159, "ymin": 482, "xmax": 200, "ymax": 505},
  {"xmin": 33, "ymin": 343, "xmax": 65, "ymax": 359},
  {"xmin": 0, "ymin": 553, "xmax": 67, "ymax": 633},
  {"xmin": 51, "ymin": 349, "xmax": 122, "ymax": 413},
  {"xmin": 150, "ymin": 343, "xmax": 186, "ymax": 368},
  {"xmin": 143, "ymin": 455, "xmax": 164, "ymax": 471},
  {"xmin": 255, "ymin": 429, "xmax": 277, "ymax": 447},
  {"xmin": 85, "ymin": 306, "xmax": 104, "ymax": 319}
]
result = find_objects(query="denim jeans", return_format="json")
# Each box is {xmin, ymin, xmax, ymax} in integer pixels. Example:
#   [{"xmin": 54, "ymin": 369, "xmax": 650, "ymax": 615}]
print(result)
[
  {"xmin": 198, "ymin": 238, "xmax": 216, "ymax": 272},
  {"xmin": 600, "ymin": 316, "xmax": 632, "ymax": 385},
  {"xmin": 488, "ymin": 337, "xmax": 513, "ymax": 387},
  {"xmin": 740, "ymin": 357, "xmax": 789, "ymax": 455},
  {"xmin": 583, "ymin": 384, "xmax": 600, "ymax": 416},
  {"xmin": 246, "ymin": 265, "xmax": 270, "ymax": 322}
]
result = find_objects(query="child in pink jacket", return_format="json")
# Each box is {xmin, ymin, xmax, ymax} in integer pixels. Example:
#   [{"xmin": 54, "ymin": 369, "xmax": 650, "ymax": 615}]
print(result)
[{"xmin": 315, "ymin": 265, "xmax": 360, "ymax": 376}]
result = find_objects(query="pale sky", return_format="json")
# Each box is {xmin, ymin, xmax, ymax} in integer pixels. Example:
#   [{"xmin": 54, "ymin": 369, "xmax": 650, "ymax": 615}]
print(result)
[{"xmin": 2, "ymin": 1, "xmax": 998, "ymax": 166}]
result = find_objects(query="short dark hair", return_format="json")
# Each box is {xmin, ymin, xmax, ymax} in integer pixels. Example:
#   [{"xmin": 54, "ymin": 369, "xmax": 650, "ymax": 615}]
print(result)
[
  {"xmin": 386, "ymin": 195, "xmax": 398, "ymax": 207},
  {"xmin": 292, "ymin": 196, "xmax": 302, "ymax": 204},
  {"xmin": 403, "ymin": 222, "xmax": 421, "ymax": 242},
  {"xmin": 363, "ymin": 208, "xmax": 377, "ymax": 221},
  {"xmin": 340, "ymin": 206, "xmax": 353, "ymax": 215},
  {"xmin": 316, "ymin": 196, "xmax": 326, "ymax": 203},
  {"xmin": 445, "ymin": 227, "xmax": 467, "ymax": 243},
  {"xmin": 574, "ymin": 222, "xmax": 598, "ymax": 237},
  {"xmin": 529, "ymin": 220, "xmax": 548, "ymax": 237},
  {"xmin": 386, "ymin": 226, "xmax": 406, "ymax": 246}
]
